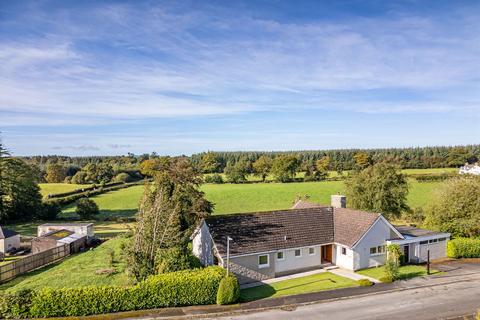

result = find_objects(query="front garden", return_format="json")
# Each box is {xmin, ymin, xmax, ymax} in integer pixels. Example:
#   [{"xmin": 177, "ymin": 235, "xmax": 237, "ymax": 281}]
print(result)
[{"xmin": 357, "ymin": 265, "xmax": 441, "ymax": 282}]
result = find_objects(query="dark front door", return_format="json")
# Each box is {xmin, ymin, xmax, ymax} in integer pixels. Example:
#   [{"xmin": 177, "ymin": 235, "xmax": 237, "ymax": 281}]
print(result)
[
  {"xmin": 321, "ymin": 245, "xmax": 333, "ymax": 263},
  {"xmin": 403, "ymin": 245, "xmax": 409, "ymax": 264}
]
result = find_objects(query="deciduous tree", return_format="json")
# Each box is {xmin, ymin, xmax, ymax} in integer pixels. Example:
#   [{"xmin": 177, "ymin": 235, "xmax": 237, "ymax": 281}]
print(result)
[
  {"xmin": 271, "ymin": 155, "xmax": 300, "ymax": 183},
  {"xmin": 45, "ymin": 163, "xmax": 66, "ymax": 183},
  {"xmin": 252, "ymin": 156, "xmax": 272, "ymax": 182},
  {"xmin": 200, "ymin": 152, "xmax": 220, "ymax": 173}
]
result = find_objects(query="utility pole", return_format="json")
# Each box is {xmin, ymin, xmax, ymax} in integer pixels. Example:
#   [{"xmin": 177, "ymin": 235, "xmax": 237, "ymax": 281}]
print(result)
[
  {"xmin": 427, "ymin": 249, "xmax": 430, "ymax": 275},
  {"xmin": 226, "ymin": 236, "xmax": 233, "ymax": 276}
]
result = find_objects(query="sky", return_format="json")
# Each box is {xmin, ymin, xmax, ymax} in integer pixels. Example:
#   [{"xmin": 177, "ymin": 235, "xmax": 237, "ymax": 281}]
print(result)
[{"xmin": 1, "ymin": 0, "xmax": 479, "ymax": 156}]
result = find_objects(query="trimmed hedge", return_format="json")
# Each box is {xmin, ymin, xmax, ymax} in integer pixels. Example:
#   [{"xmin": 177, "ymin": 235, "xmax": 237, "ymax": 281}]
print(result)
[
  {"xmin": 447, "ymin": 238, "xmax": 480, "ymax": 259},
  {"xmin": 412, "ymin": 173, "xmax": 457, "ymax": 182},
  {"xmin": 216, "ymin": 275, "xmax": 240, "ymax": 305},
  {"xmin": 46, "ymin": 181, "xmax": 125, "ymax": 198},
  {"xmin": 0, "ymin": 266, "xmax": 225, "ymax": 318}
]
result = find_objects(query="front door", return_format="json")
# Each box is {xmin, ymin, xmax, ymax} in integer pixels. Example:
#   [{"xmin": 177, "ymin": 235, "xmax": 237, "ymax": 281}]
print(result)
[
  {"xmin": 321, "ymin": 245, "xmax": 333, "ymax": 263},
  {"xmin": 403, "ymin": 245, "xmax": 409, "ymax": 264}
]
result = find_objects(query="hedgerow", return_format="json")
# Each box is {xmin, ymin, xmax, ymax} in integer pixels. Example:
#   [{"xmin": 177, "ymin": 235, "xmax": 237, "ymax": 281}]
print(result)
[
  {"xmin": 216, "ymin": 275, "xmax": 240, "ymax": 305},
  {"xmin": 447, "ymin": 238, "xmax": 480, "ymax": 258},
  {"xmin": 0, "ymin": 266, "xmax": 226, "ymax": 318}
]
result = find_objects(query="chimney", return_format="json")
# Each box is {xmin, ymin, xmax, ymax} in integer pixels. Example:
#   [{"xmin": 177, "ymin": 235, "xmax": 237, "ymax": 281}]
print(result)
[{"xmin": 331, "ymin": 195, "xmax": 346, "ymax": 208}]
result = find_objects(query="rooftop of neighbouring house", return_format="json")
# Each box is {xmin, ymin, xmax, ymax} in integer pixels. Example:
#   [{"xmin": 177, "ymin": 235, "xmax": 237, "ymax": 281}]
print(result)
[
  {"xmin": 39, "ymin": 223, "xmax": 93, "ymax": 227},
  {"xmin": 0, "ymin": 226, "xmax": 18, "ymax": 239}
]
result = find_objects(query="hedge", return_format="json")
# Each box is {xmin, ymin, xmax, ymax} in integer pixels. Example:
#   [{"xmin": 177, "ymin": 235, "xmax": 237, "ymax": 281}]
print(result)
[
  {"xmin": 447, "ymin": 238, "xmax": 480, "ymax": 259},
  {"xmin": 46, "ymin": 181, "xmax": 125, "ymax": 198},
  {"xmin": 412, "ymin": 173, "xmax": 457, "ymax": 182},
  {"xmin": 0, "ymin": 266, "xmax": 226, "ymax": 318},
  {"xmin": 216, "ymin": 275, "xmax": 240, "ymax": 305}
]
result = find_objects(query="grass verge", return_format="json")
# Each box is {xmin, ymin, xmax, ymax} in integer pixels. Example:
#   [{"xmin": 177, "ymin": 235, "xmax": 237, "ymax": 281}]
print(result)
[{"xmin": 356, "ymin": 264, "xmax": 441, "ymax": 281}]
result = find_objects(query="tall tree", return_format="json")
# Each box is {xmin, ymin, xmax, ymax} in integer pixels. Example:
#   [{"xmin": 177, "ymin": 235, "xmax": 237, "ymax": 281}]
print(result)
[
  {"xmin": 127, "ymin": 158, "xmax": 212, "ymax": 280},
  {"xmin": 271, "ymin": 155, "xmax": 300, "ymax": 183},
  {"xmin": 45, "ymin": 163, "xmax": 66, "ymax": 183},
  {"xmin": 0, "ymin": 139, "xmax": 9, "ymax": 219},
  {"xmin": 345, "ymin": 163, "xmax": 409, "ymax": 218},
  {"xmin": 252, "ymin": 155, "xmax": 272, "ymax": 182},
  {"xmin": 200, "ymin": 151, "xmax": 220, "ymax": 173},
  {"xmin": 140, "ymin": 157, "xmax": 170, "ymax": 177},
  {"xmin": 353, "ymin": 152, "xmax": 372, "ymax": 169},
  {"xmin": 224, "ymin": 160, "xmax": 249, "ymax": 183},
  {"xmin": 424, "ymin": 176, "xmax": 480, "ymax": 237}
]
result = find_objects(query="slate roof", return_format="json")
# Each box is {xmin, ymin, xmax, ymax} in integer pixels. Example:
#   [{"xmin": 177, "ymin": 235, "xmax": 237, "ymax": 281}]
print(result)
[
  {"xmin": 0, "ymin": 226, "xmax": 18, "ymax": 239},
  {"xmin": 205, "ymin": 207, "xmax": 335, "ymax": 256},
  {"xmin": 291, "ymin": 199, "xmax": 327, "ymax": 209},
  {"xmin": 205, "ymin": 203, "xmax": 384, "ymax": 256}
]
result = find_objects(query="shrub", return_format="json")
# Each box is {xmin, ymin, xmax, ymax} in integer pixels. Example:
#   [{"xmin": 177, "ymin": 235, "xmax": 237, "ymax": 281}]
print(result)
[
  {"xmin": 357, "ymin": 279, "xmax": 374, "ymax": 286},
  {"xmin": 76, "ymin": 198, "xmax": 99, "ymax": 219},
  {"xmin": 36, "ymin": 202, "xmax": 61, "ymax": 220},
  {"xmin": 155, "ymin": 247, "xmax": 202, "ymax": 274},
  {"xmin": 0, "ymin": 267, "xmax": 225, "ymax": 318},
  {"xmin": 379, "ymin": 275, "xmax": 393, "ymax": 283},
  {"xmin": 447, "ymin": 238, "xmax": 480, "ymax": 258},
  {"xmin": 216, "ymin": 275, "xmax": 240, "ymax": 305},
  {"xmin": 384, "ymin": 244, "xmax": 402, "ymax": 280},
  {"xmin": 114, "ymin": 172, "xmax": 133, "ymax": 183},
  {"xmin": 204, "ymin": 173, "xmax": 224, "ymax": 184}
]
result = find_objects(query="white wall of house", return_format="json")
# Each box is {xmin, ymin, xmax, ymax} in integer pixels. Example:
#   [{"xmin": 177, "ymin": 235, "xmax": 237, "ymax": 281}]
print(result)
[
  {"xmin": 192, "ymin": 221, "xmax": 214, "ymax": 266},
  {"xmin": 0, "ymin": 235, "xmax": 21, "ymax": 253},
  {"xmin": 418, "ymin": 240, "xmax": 447, "ymax": 261},
  {"xmin": 275, "ymin": 245, "xmax": 322, "ymax": 273},
  {"xmin": 352, "ymin": 218, "xmax": 397, "ymax": 270},
  {"xmin": 333, "ymin": 244, "xmax": 354, "ymax": 270},
  {"xmin": 38, "ymin": 224, "xmax": 94, "ymax": 237}
]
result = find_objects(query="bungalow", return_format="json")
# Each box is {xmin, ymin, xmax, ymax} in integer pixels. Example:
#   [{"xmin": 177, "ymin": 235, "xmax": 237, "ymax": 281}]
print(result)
[{"xmin": 191, "ymin": 195, "xmax": 450, "ymax": 284}]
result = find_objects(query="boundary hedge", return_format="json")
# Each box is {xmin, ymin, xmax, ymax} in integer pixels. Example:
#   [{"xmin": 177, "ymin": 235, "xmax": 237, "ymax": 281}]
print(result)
[
  {"xmin": 0, "ymin": 266, "xmax": 225, "ymax": 318},
  {"xmin": 447, "ymin": 238, "xmax": 480, "ymax": 258}
]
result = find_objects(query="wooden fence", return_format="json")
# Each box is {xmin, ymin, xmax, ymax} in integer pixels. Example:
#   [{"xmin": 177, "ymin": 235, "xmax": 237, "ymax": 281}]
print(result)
[{"xmin": 0, "ymin": 244, "xmax": 70, "ymax": 283}]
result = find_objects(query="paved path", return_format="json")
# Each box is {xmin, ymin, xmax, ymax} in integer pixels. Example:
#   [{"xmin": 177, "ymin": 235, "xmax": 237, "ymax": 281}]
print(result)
[
  {"xmin": 215, "ymin": 279, "xmax": 480, "ymax": 320},
  {"xmin": 329, "ymin": 267, "xmax": 380, "ymax": 283}
]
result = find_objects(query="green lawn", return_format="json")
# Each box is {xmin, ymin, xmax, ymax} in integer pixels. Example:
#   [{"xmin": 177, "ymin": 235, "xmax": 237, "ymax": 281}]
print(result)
[
  {"xmin": 0, "ymin": 237, "xmax": 134, "ymax": 292},
  {"xmin": 357, "ymin": 265, "xmax": 441, "ymax": 281},
  {"xmin": 240, "ymin": 272, "xmax": 358, "ymax": 302},
  {"xmin": 39, "ymin": 183, "xmax": 91, "ymax": 197},
  {"xmin": 401, "ymin": 168, "xmax": 457, "ymax": 175}
]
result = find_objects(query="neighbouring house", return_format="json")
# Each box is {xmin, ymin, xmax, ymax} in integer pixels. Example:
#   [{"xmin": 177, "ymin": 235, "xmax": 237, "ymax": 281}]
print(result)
[
  {"xmin": 459, "ymin": 162, "xmax": 480, "ymax": 175},
  {"xmin": 191, "ymin": 195, "xmax": 451, "ymax": 284},
  {"xmin": 31, "ymin": 229, "xmax": 87, "ymax": 254},
  {"xmin": 0, "ymin": 226, "xmax": 21, "ymax": 254},
  {"xmin": 37, "ymin": 223, "xmax": 94, "ymax": 238}
]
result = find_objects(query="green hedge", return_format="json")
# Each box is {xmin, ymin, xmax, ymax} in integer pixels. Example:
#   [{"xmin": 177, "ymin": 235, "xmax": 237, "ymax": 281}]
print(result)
[
  {"xmin": 447, "ymin": 238, "xmax": 480, "ymax": 258},
  {"xmin": 0, "ymin": 266, "xmax": 225, "ymax": 318},
  {"xmin": 216, "ymin": 275, "xmax": 240, "ymax": 305}
]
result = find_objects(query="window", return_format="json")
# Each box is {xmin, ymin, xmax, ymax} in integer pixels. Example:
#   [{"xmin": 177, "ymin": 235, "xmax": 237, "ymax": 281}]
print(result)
[
  {"xmin": 294, "ymin": 249, "xmax": 302, "ymax": 257},
  {"xmin": 277, "ymin": 251, "xmax": 284, "ymax": 260},
  {"xmin": 428, "ymin": 239, "xmax": 438, "ymax": 244},
  {"xmin": 308, "ymin": 247, "xmax": 315, "ymax": 255},
  {"xmin": 370, "ymin": 247, "xmax": 377, "ymax": 255},
  {"xmin": 377, "ymin": 246, "xmax": 385, "ymax": 254},
  {"xmin": 258, "ymin": 255, "xmax": 269, "ymax": 268},
  {"xmin": 438, "ymin": 238, "xmax": 447, "ymax": 242},
  {"xmin": 341, "ymin": 247, "xmax": 347, "ymax": 255},
  {"xmin": 420, "ymin": 240, "xmax": 428, "ymax": 245}
]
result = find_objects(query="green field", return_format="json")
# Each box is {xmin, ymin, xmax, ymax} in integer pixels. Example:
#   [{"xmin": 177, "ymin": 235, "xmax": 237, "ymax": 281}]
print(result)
[
  {"xmin": 39, "ymin": 183, "xmax": 91, "ymax": 197},
  {"xmin": 0, "ymin": 237, "xmax": 134, "ymax": 292}
]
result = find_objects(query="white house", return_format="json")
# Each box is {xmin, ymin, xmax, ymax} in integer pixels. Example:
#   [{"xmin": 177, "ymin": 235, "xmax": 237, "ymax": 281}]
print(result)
[
  {"xmin": 459, "ymin": 163, "xmax": 480, "ymax": 175},
  {"xmin": 0, "ymin": 226, "xmax": 21, "ymax": 254},
  {"xmin": 191, "ymin": 195, "xmax": 450, "ymax": 284}
]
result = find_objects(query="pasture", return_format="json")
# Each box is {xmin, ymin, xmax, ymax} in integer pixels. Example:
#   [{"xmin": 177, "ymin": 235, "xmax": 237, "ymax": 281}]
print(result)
[{"xmin": 39, "ymin": 183, "xmax": 91, "ymax": 197}]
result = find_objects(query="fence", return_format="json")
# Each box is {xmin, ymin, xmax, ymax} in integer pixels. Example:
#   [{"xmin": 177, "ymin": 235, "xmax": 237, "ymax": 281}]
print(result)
[{"xmin": 0, "ymin": 244, "xmax": 70, "ymax": 283}]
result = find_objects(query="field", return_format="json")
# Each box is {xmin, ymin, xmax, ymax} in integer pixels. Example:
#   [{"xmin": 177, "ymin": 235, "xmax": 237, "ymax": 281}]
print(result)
[
  {"xmin": 39, "ymin": 183, "xmax": 91, "ymax": 197},
  {"xmin": 0, "ymin": 237, "xmax": 133, "ymax": 292}
]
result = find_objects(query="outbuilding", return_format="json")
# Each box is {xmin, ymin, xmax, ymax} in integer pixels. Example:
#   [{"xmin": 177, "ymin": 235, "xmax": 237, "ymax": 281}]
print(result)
[
  {"xmin": 0, "ymin": 226, "xmax": 20, "ymax": 254},
  {"xmin": 31, "ymin": 229, "xmax": 87, "ymax": 254}
]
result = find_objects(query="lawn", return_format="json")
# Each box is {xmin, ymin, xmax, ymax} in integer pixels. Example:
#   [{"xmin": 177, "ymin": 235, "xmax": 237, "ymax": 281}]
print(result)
[
  {"xmin": 0, "ymin": 237, "xmax": 134, "ymax": 292},
  {"xmin": 356, "ymin": 265, "xmax": 441, "ymax": 281},
  {"xmin": 39, "ymin": 183, "xmax": 91, "ymax": 197},
  {"xmin": 240, "ymin": 272, "xmax": 358, "ymax": 302}
]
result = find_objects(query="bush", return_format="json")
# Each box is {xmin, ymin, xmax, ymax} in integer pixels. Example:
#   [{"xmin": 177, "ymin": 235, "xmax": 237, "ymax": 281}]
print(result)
[
  {"xmin": 204, "ymin": 173, "xmax": 224, "ymax": 184},
  {"xmin": 379, "ymin": 275, "xmax": 393, "ymax": 283},
  {"xmin": 36, "ymin": 203, "xmax": 61, "ymax": 220},
  {"xmin": 0, "ymin": 267, "xmax": 225, "ymax": 318},
  {"xmin": 385, "ymin": 244, "xmax": 402, "ymax": 280},
  {"xmin": 114, "ymin": 172, "xmax": 133, "ymax": 183},
  {"xmin": 357, "ymin": 279, "xmax": 374, "ymax": 286},
  {"xmin": 155, "ymin": 247, "xmax": 202, "ymax": 274},
  {"xmin": 447, "ymin": 238, "xmax": 480, "ymax": 258},
  {"xmin": 75, "ymin": 198, "xmax": 99, "ymax": 219},
  {"xmin": 216, "ymin": 275, "xmax": 240, "ymax": 305}
]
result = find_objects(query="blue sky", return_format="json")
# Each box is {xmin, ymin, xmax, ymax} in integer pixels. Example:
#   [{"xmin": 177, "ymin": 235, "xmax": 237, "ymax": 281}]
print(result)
[{"xmin": 1, "ymin": 0, "xmax": 479, "ymax": 156}]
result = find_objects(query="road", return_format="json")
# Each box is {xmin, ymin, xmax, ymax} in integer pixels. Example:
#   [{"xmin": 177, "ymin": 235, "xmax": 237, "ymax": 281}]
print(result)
[{"xmin": 216, "ymin": 280, "xmax": 479, "ymax": 320}]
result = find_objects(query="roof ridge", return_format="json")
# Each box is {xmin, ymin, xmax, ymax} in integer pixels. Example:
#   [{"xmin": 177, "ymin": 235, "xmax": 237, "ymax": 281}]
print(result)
[{"xmin": 205, "ymin": 206, "xmax": 332, "ymax": 220}]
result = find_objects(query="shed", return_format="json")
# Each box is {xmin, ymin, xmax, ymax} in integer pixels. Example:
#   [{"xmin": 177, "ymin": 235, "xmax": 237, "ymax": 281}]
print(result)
[
  {"xmin": 0, "ymin": 226, "xmax": 20, "ymax": 254},
  {"xmin": 31, "ymin": 229, "xmax": 87, "ymax": 254},
  {"xmin": 37, "ymin": 223, "xmax": 94, "ymax": 238}
]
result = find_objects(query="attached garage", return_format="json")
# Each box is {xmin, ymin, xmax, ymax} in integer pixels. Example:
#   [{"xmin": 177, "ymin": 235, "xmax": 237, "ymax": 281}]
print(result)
[{"xmin": 388, "ymin": 226, "xmax": 450, "ymax": 263}]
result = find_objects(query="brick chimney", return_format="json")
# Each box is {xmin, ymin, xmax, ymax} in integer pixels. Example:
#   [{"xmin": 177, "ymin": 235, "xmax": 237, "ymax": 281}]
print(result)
[{"xmin": 331, "ymin": 195, "xmax": 346, "ymax": 208}]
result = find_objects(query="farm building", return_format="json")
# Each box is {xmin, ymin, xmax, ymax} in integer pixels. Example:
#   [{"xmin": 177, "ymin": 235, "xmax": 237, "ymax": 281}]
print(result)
[
  {"xmin": 37, "ymin": 223, "xmax": 94, "ymax": 238},
  {"xmin": 0, "ymin": 226, "xmax": 20, "ymax": 254},
  {"xmin": 31, "ymin": 229, "xmax": 87, "ymax": 254}
]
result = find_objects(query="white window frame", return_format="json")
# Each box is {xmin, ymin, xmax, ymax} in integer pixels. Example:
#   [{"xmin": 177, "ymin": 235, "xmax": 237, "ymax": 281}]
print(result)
[
  {"xmin": 258, "ymin": 254, "xmax": 270, "ymax": 268},
  {"xmin": 294, "ymin": 249, "xmax": 302, "ymax": 258},
  {"xmin": 276, "ymin": 251, "xmax": 285, "ymax": 261},
  {"xmin": 370, "ymin": 245, "xmax": 386, "ymax": 256},
  {"xmin": 369, "ymin": 247, "xmax": 377, "ymax": 255},
  {"xmin": 308, "ymin": 247, "xmax": 315, "ymax": 256},
  {"xmin": 341, "ymin": 247, "xmax": 347, "ymax": 255}
]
